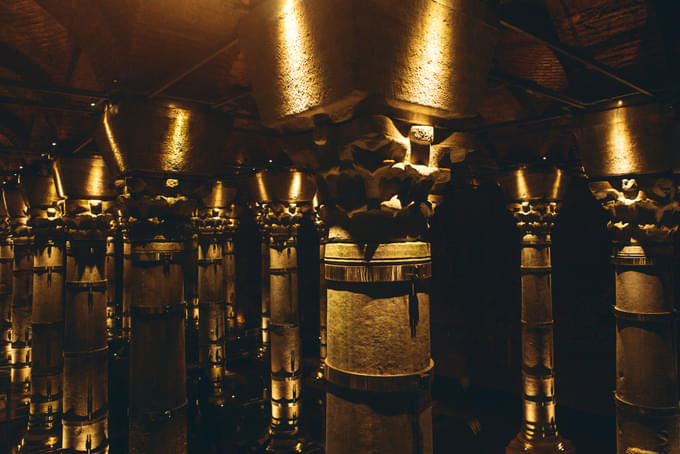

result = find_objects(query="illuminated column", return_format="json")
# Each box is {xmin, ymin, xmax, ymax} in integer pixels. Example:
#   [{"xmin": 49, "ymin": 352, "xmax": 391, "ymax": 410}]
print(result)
[
  {"xmin": 0, "ymin": 189, "xmax": 12, "ymax": 449},
  {"xmin": 498, "ymin": 167, "xmax": 574, "ymax": 454},
  {"xmin": 255, "ymin": 208, "xmax": 272, "ymax": 361},
  {"xmin": 194, "ymin": 180, "xmax": 238, "ymax": 407},
  {"xmin": 95, "ymin": 97, "xmax": 234, "ymax": 454},
  {"xmin": 22, "ymin": 159, "xmax": 66, "ymax": 452},
  {"xmin": 56, "ymin": 155, "xmax": 116, "ymax": 454},
  {"xmin": 5, "ymin": 176, "xmax": 32, "ymax": 449},
  {"xmin": 237, "ymin": 2, "xmax": 498, "ymax": 450},
  {"xmin": 315, "ymin": 213, "xmax": 327, "ymax": 380},
  {"xmin": 578, "ymin": 102, "xmax": 680, "ymax": 453},
  {"xmin": 249, "ymin": 170, "xmax": 315, "ymax": 452}
]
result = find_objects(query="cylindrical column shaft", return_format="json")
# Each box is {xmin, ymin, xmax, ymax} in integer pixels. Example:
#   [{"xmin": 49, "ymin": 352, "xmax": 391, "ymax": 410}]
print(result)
[
  {"xmin": 128, "ymin": 239, "xmax": 187, "ymax": 454},
  {"xmin": 324, "ymin": 241, "xmax": 434, "ymax": 454},
  {"xmin": 63, "ymin": 239, "xmax": 109, "ymax": 453},
  {"xmin": 108, "ymin": 230, "xmax": 127, "ymax": 453},
  {"xmin": 9, "ymin": 236, "xmax": 32, "ymax": 441},
  {"xmin": 0, "ymin": 237, "xmax": 12, "ymax": 450},
  {"xmin": 24, "ymin": 237, "xmax": 65, "ymax": 452},
  {"xmin": 318, "ymin": 241, "xmax": 327, "ymax": 379},
  {"xmin": 197, "ymin": 236, "xmax": 226, "ymax": 405},
  {"xmin": 268, "ymin": 237, "xmax": 302, "ymax": 448},
  {"xmin": 613, "ymin": 243, "xmax": 680, "ymax": 453},
  {"xmin": 224, "ymin": 237, "xmax": 236, "ymax": 337},
  {"xmin": 260, "ymin": 239, "xmax": 271, "ymax": 359},
  {"xmin": 506, "ymin": 232, "xmax": 571, "ymax": 453},
  {"xmin": 105, "ymin": 235, "xmax": 118, "ymax": 342}
]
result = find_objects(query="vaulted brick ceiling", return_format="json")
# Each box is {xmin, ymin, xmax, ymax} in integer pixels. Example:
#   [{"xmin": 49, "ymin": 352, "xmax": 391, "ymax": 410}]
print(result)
[{"xmin": 0, "ymin": 0, "xmax": 676, "ymax": 167}]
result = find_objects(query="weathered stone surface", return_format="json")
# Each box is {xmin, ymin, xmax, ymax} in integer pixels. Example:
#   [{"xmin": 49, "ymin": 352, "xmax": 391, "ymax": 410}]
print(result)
[{"xmin": 240, "ymin": 0, "xmax": 498, "ymax": 130}]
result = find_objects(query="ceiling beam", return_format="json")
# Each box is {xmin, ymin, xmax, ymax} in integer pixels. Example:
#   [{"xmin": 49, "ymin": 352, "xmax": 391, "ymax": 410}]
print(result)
[
  {"xmin": 500, "ymin": 19, "xmax": 656, "ymax": 98},
  {"xmin": 0, "ymin": 77, "xmax": 107, "ymax": 100}
]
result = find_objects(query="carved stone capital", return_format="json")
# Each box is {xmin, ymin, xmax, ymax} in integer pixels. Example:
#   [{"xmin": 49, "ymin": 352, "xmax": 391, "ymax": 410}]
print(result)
[
  {"xmin": 255, "ymin": 202, "xmax": 312, "ymax": 250},
  {"xmin": 506, "ymin": 200, "xmax": 561, "ymax": 235},
  {"xmin": 284, "ymin": 115, "xmax": 457, "ymax": 241},
  {"xmin": 589, "ymin": 175, "xmax": 680, "ymax": 244},
  {"xmin": 192, "ymin": 205, "xmax": 240, "ymax": 237}
]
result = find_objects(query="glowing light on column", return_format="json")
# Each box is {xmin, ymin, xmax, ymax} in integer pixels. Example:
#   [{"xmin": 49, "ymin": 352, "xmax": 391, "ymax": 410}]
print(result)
[
  {"xmin": 277, "ymin": 0, "xmax": 321, "ymax": 116},
  {"xmin": 607, "ymin": 108, "xmax": 635, "ymax": 176},
  {"xmin": 163, "ymin": 108, "xmax": 191, "ymax": 172},
  {"xmin": 402, "ymin": 1, "xmax": 453, "ymax": 108}
]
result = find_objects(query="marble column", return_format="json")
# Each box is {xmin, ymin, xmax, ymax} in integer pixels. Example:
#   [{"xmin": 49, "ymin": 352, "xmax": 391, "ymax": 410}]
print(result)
[
  {"xmin": 21, "ymin": 159, "xmax": 66, "ymax": 453},
  {"xmin": 498, "ymin": 166, "xmax": 574, "ymax": 454},
  {"xmin": 578, "ymin": 102, "xmax": 680, "ymax": 453},
  {"xmin": 249, "ymin": 169, "xmax": 316, "ymax": 453},
  {"xmin": 5, "ymin": 176, "xmax": 32, "ymax": 451}
]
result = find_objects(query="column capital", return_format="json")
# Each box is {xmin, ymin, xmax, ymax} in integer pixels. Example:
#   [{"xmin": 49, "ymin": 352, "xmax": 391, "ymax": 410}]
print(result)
[{"xmin": 589, "ymin": 175, "xmax": 680, "ymax": 245}]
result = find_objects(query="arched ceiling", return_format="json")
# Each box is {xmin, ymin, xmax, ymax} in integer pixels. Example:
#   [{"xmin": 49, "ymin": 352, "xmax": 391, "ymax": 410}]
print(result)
[{"xmin": 0, "ymin": 0, "xmax": 676, "ymax": 168}]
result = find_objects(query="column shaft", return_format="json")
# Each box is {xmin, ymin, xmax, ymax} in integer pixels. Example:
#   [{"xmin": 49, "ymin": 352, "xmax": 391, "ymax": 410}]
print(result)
[
  {"xmin": 224, "ymin": 237, "xmax": 236, "ymax": 336},
  {"xmin": 128, "ymin": 238, "xmax": 187, "ymax": 454},
  {"xmin": 9, "ymin": 236, "xmax": 32, "ymax": 441},
  {"xmin": 506, "ymin": 232, "xmax": 570, "ymax": 453},
  {"xmin": 613, "ymin": 244, "xmax": 680, "ymax": 453},
  {"xmin": 24, "ymin": 236, "xmax": 65, "ymax": 452},
  {"xmin": 268, "ymin": 238, "xmax": 302, "ymax": 445},
  {"xmin": 0, "ymin": 237, "xmax": 12, "ymax": 450},
  {"xmin": 197, "ymin": 235, "xmax": 226, "ymax": 404},
  {"xmin": 318, "ymin": 242, "xmax": 327, "ymax": 378},
  {"xmin": 324, "ymin": 241, "xmax": 433, "ymax": 454},
  {"xmin": 105, "ymin": 235, "xmax": 117, "ymax": 342},
  {"xmin": 63, "ymin": 239, "xmax": 109, "ymax": 453},
  {"xmin": 261, "ymin": 239, "xmax": 271, "ymax": 358}
]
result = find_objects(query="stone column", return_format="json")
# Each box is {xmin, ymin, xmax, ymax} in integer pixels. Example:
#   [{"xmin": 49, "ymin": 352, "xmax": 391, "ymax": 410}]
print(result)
[
  {"xmin": 249, "ymin": 169, "xmax": 316, "ymax": 452},
  {"xmin": 315, "ymin": 213, "xmax": 327, "ymax": 381},
  {"xmin": 5, "ymin": 176, "xmax": 32, "ymax": 450},
  {"xmin": 122, "ymin": 185, "xmax": 192, "ymax": 454},
  {"xmin": 0, "ymin": 188, "xmax": 12, "ymax": 450},
  {"xmin": 194, "ymin": 179, "xmax": 238, "ymax": 408},
  {"xmin": 57, "ymin": 154, "xmax": 116, "ymax": 454},
  {"xmin": 255, "ymin": 207, "xmax": 272, "ymax": 362},
  {"xmin": 498, "ymin": 166, "xmax": 574, "ymax": 454},
  {"xmin": 578, "ymin": 102, "xmax": 680, "ymax": 453},
  {"xmin": 21, "ymin": 160, "xmax": 66, "ymax": 453}
]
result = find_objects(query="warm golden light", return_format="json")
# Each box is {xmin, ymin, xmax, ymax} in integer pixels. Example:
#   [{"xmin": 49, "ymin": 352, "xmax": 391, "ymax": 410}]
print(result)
[
  {"xmin": 163, "ymin": 108, "xmax": 191, "ymax": 172},
  {"xmin": 103, "ymin": 107, "xmax": 125, "ymax": 172},
  {"xmin": 277, "ymin": 0, "xmax": 321, "ymax": 115},
  {"xmin": 402, "ymin": 2, "xmax": 453, "ymax": 108},
  {"xmin": 607, "ymin": 108, "xmax": 635, "ymax": 176}
]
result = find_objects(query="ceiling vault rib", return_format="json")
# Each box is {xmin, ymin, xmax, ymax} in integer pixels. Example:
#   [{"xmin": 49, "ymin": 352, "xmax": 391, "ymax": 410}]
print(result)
[
  {"xmin": 147, "ymin": 38, "xmax": 240, "ymax": 99},
  {"xmin": 499, "ymin": 19, "xmax": 656, "ymax": 98}
]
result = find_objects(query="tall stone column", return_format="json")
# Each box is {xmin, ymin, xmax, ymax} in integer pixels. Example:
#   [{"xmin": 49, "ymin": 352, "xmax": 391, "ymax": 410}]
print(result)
[
  {"xmin": 498, "ymin": 166, "xmax": 574, "ymax": 454},
  {"xmin": 577, "ymin": 102, "xmax": 680, "ymax": 453},
  {"xmin": 249, "ymin": 169, "xmax": 316, "ymax": 452},
  {"xmin": 95, "ymin": 96, "xmax": 234, "ymax": 454},
  {"xmin": 194, "ymin": 179, "xmax": 238, "ymax": 408},
  {"xmin": 255, "ymin": 206, "xmax": 272, "ymax": 362},
  {"xmin": 5, "ymin": 176, "xmax": 32, "ymax": 450},
  {"xmin": 57, "ymin": 155, "xmax": 116, "ymax": 454},
  {"xmin": 0, "ymin": 187, "xmax": 12, "ymax": 450},
  {"xmin": 239, "ymin": 2, "xmax": 498, "ymax": 452},
  {"xmin": 314, "ymin": 212, "xmax": 327, "ymax": 380},
  {"xmin": 21, "ymin": 159, "xmax": 66, "ymax": 453}
]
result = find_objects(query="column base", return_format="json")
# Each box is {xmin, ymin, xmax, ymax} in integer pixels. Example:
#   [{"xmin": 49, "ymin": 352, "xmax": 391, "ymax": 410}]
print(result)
[
  {"xmin": 506, "ymin": 435, "xmax": 574, "ymax": 454},
  {"xmin": 261, "ymin": 431, "xmax": 321, "ymax": 454}
]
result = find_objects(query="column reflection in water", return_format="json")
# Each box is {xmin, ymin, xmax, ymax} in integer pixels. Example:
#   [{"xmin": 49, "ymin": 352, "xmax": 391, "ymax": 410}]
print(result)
[
  {"xmin": 0, "ymin": 188, "xmax": 12, "ymax": 450},
  {"xmin": 499, "ymin": 166, "xmax": 573, "ymax": 454}
]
